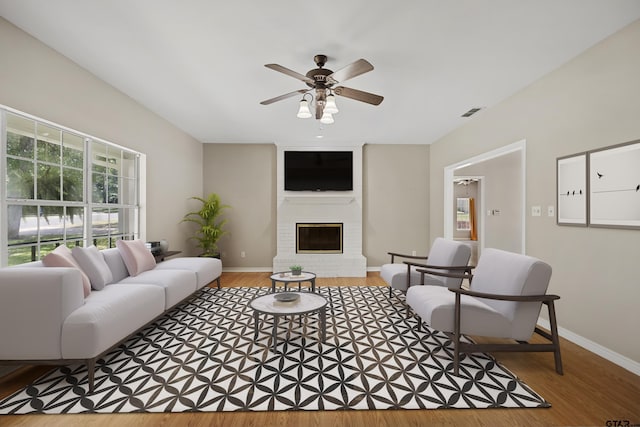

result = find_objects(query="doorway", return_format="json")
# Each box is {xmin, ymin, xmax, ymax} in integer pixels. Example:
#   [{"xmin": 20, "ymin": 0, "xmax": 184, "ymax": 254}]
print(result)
[
  {"xmin": 444, "ymin": 140, "xmax": 526, "ymax": 256},
  {"xmin": 452, "ymin": 177, "xmax": 482, "ymax": 265}
]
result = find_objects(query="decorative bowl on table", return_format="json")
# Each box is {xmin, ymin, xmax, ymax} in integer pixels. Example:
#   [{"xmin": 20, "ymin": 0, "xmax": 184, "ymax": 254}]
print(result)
[{"xmin": 274, "ymin": 292, "xmax": 300, "ymax": 302}]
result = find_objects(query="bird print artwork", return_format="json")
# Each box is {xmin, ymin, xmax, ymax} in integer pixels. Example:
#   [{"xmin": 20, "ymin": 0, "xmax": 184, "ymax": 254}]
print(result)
[
  {"xmin": 588, "ymin": 143, "xmax": 640, "ymax": 226},
  {"xmin": 561, "ymin": 189, "xmax": 583, "ymax": 197}
]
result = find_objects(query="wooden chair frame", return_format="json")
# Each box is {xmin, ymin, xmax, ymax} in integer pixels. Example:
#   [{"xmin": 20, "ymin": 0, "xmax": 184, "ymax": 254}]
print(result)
[
  {"xmin": 414, "ymin": 268, "xmax": 563, "ymax": 376},
  {"xmin": 385, "ymin": 251, "xmax": 473, "ymax": 297}
]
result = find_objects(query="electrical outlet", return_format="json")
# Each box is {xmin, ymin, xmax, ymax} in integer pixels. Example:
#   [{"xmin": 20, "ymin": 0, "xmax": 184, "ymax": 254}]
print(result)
[
  {"xmin": 240, "ymin": 251, "xmax": 246, "ymax": 258},
  {"xmin": 411, "ymin": 250, "xmax": 417, "ymax": 256},
  {"xmin": 532, "ymin": 206, "xmax": 542, "ymax": 217}
]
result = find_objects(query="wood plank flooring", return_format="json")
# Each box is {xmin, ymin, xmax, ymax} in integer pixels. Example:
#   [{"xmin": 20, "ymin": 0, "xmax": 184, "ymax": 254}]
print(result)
[{"xmin": 1, "ymin": 272, "xmax": 638, "ymax": 427}]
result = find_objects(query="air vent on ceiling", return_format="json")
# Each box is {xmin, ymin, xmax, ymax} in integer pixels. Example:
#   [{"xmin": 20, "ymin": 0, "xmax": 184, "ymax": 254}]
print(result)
[{"xmin": 461, "ymin": 107, "xmax": 482, "ymax": 118}]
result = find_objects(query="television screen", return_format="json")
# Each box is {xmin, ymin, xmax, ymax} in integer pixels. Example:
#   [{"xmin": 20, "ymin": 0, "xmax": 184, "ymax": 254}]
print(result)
[{"xmin": 284, "ymin": 151, "xmax": 353, "ymax": 191}]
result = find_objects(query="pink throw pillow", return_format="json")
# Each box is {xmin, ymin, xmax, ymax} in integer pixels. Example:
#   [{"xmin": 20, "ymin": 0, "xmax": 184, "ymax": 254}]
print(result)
[
  {"xmin": 42, "ymin": 245, "xmax": 92, "ymax": 298},
  {"xmin": 116, "ymin": 239, "xmax": 156, "ymax": 277}
]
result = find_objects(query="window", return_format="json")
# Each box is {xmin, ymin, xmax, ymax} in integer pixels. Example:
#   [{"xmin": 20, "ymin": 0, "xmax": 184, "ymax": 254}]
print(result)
[
  {"xmin": 456, "ymin": 197, "xmax": 471, "ymax": 231},
  {"xmin": 2, "ymin": 107, "xmax": 142, "ymax": 266}
]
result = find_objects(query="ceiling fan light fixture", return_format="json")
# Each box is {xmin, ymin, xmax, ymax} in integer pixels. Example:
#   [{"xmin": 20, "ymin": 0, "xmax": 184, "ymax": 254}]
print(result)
[
  {"xmin": 320, "ymin": 111, "xmax": 334, "ymax": 124},
  {"xmin": 324, "ymin": 93, "xmax": 339, "ymax": 114},
  {"xmin": 296, "ymin": 98, "xmax": 312, "ymax": 119}
]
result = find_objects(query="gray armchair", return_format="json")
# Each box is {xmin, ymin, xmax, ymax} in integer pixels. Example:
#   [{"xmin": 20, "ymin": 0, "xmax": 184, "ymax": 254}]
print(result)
[
  {"xmin": 380, "ymin": 237, "xmax": 472, "ymax": 297},
  {"xmin": 406, "ymin": 248, "xmax": 563, "ymax": 376}
]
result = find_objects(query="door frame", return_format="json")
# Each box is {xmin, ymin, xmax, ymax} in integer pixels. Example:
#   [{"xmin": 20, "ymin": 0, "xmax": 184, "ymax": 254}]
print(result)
[{"xmin": 443, "ymin": 139, "xmax": 526, "ymax": 254}]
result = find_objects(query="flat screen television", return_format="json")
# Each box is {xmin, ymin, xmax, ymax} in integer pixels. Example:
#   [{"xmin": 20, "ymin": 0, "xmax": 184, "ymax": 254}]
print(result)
[{"xmin": 284, "ymin": 151, "xmax": 353, "ymax": 191}]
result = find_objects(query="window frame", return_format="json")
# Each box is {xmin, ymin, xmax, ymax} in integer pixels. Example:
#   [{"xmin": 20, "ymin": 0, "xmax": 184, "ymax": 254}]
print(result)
[{"xmin": 1, "ymin": 106, "xmax": 145, "ymax": 266}]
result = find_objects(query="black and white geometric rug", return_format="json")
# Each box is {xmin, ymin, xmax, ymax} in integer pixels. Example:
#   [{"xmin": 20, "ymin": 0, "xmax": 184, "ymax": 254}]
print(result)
[{"xmin": 0, "ymin": 286, "xmax": 549, "ymax": 414}]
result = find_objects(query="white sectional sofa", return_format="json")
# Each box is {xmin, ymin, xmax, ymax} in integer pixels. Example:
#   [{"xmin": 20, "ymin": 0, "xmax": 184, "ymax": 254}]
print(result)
[{"xmin": 0, "ymin": 242, "xmax": 222, "ymax": 391}]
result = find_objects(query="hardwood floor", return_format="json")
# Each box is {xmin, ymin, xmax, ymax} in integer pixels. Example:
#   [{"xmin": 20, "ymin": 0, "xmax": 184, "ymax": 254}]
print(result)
[{"xmin": 1, "ymin": 272, "xmax": 638, "ymax": 427}]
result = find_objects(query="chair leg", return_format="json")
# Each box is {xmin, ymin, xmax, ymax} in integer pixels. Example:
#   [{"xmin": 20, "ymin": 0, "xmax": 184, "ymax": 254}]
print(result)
[
  {"xmin": 406, "ymin": 264, "xmax": 411, "ymax": 290},
  {"xmin": 546, "ymin": 300, "xmax": 564, "ymax": 375},
  {"xmin": 407, "ymin": 305, "xmax": 422, "ymax": 331},
  {"xmin": 453, "ymin": 292, "xmax": 462, "ymax": 376}
]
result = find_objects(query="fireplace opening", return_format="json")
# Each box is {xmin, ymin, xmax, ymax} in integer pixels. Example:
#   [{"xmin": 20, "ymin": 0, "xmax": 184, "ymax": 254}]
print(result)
[{"xmin": 296, "ymin": 223, "xmax": 343, "ymax": 254}]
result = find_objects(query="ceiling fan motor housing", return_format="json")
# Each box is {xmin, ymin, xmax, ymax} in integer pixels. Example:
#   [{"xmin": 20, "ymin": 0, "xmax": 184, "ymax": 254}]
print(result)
[
  {"xmin": 305, "ymin": 68, "xmax": 333, "ymax": 89},
  {"xmin": 304, "ymin": 54, "xmax": 334, "ymax": 90}
]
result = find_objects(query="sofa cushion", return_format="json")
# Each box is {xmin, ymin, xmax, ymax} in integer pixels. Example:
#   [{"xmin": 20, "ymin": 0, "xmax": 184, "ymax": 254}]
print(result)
[
  {"xmin": 118, "ymin": 269, "xmax": 197, "ymax": 309},
  {"xmin": 155, "ymin": 256, "xmax": 222, "ymax": 289},
  {"xmin": 42, "ymin": 245, "xmax": 91, "ymax": 297},
  {"xmin": 116, "ymin": 239, "xmax": 156, "ymax": 277},
  {"xmin": 61, "ymin": 284, "xmax": 165, "ymax": 359},
  {"xmin": 72, "ymin": 245, "xmax": 113, "ymax": 290}
]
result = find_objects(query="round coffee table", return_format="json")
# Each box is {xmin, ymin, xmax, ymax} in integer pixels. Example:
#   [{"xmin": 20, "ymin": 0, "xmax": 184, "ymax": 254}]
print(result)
[
  {"xmin": 250, "ymin": 291, "xmax": 328, "ymax": 352},
  {"xmin": 270, "ymin": 271, "xmax": 317, "ymax": 292}
]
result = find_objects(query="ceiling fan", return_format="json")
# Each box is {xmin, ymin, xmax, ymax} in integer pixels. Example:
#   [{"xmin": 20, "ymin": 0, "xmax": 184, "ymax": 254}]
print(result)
[{"xmin": 260, "ymin": 54, "xmax": 384, "ymax": 123}]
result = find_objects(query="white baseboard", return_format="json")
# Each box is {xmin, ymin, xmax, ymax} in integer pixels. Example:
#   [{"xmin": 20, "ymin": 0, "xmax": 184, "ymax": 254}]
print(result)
[
  {"xmin": 537, "ymin": 317, "xmax": 640, "ymax": 376},
  {"xmin": 222, "ymin": 267, "xmax": 273, "ymax": 273}
]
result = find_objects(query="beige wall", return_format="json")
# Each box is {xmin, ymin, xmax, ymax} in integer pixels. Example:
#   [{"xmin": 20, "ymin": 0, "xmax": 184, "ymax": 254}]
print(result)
[
  {"xmin": 202, "ymin": 144, "xmax": 277, "ymax": 269},
  {"xmin": 202, "ymin": 143, "xmax": 431, "ymax": 269},
  {"xmin": 0, "ymin": 18, "xmax": 204, "ymax": 253},
  {"xmin": 429, "ymin": 20, "xmax": 640, "ymax": 363},
  {"xmin": 456, "ymin": 151, "xmax": 523, "ymax": 252},
  {"xmin": 364, "ymin": 144, "xmax": 430, "ymax": 266}
]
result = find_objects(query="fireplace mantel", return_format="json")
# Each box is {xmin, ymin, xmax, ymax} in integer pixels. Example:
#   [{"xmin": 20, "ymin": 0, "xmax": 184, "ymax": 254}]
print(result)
[{"xmin": 284, "ymin": 195, "xmax": 355, "ymax": 205}]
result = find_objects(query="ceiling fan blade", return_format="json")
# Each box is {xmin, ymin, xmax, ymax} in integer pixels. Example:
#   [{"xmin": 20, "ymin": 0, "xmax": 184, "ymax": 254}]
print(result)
[
  {"xmin": 265, "ymin": 64, "xmax": 315, "ymax": 85},
  {"xmin": 334, "ymin": 86, "xmax": 384, "ymax": 105},
  {"xmin": 260, "ymin": 89, "xmax": 308, "ymax": 105},
  {"xmin": 326, "ymin": 59, "xmax": 373, "ymax": 84}
]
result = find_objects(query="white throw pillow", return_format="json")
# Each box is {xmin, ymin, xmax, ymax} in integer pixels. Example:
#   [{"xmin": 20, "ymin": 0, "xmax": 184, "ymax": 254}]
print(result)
[
  {"xmin": 72, "ymin": 245, "xmax": 114, "ymax": 290},
  {"xmin": 42, "ymin": 244, "xmax": 91, "ymax": 298},
  {"xmin": 116, "ymin": 239, "xmax": 156, "ymax": 277}
]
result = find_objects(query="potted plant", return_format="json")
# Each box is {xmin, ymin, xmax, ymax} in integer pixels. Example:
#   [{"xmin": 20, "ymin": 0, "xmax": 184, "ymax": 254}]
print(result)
[
  {"xmin": 181, "ymin": 193, "xmax": 230, "ymax": 257},
  {"xmin": 290, "ymin": 265, "xmax": 303, "ymax": 276}
]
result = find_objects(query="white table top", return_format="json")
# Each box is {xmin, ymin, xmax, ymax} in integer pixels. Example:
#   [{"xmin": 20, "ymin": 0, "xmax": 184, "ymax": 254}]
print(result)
[
  {"xmin": 250, "ymin": 292, "xmax": 327, "ymax": 315},
  {"xmin": 270, "ymin": 271, "xmax": 316, "ymax": 282}
]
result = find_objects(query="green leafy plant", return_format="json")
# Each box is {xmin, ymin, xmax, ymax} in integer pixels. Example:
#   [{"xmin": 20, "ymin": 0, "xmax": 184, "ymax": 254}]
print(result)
[
  {"xmin": 181, "ymin": 193, "xmax": 230, "ymax": 257},
  {"xmin": 289, "ymin": 265, "xmax": 303, "ymax": 275}
]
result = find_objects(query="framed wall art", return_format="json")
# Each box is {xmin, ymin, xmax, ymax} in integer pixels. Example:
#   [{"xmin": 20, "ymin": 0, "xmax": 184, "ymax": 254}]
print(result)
[
  {"xmin": 557, "ymin": 153, "xmax": 587, "ymax": 226},
  {"xmin": 589, "ymin": 139, "xmax": 640, "ymax": 229}
]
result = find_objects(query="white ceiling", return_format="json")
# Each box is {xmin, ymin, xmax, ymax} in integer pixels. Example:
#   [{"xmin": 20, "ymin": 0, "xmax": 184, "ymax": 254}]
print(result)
[{"xmin": 2, "ymin": 1, "xmax": 640, "ymax": 146}]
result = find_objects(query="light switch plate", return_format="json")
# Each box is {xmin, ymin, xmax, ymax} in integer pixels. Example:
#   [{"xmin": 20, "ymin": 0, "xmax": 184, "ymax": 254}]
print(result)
[{"xmin": 532, "ymin": 206, "xmax": 542, "ymax": 216}]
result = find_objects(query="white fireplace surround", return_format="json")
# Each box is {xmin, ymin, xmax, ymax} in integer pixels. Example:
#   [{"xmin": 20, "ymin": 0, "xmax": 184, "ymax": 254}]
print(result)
[{"xmin": 273, "ymin": 144, "xmax": 366, "ymax": 277}]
